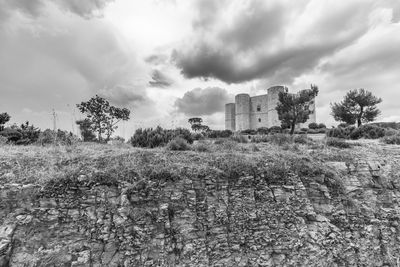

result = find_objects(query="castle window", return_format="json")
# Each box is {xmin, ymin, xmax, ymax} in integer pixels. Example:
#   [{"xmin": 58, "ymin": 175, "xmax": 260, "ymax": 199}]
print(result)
[
  {"xmin": 257, "ymin": 105, "xmax": 261, "ymax": 112},
  {"xmin": 258, "ymin": 118, "xmax": 261, "ymax": 123}
]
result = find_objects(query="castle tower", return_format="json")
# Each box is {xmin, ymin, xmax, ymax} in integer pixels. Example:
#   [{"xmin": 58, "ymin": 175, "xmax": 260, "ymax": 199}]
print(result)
[
  {"xmin": 235, "ymin": 94, "xmax": 250, "ymax": 131},
  {"xmin": 225, "ymin": 103, "xmax": 236, "ymax": 131},
  {"xmin": 267, "ymin": 86, "xmax": 286, "ymax": 127}
]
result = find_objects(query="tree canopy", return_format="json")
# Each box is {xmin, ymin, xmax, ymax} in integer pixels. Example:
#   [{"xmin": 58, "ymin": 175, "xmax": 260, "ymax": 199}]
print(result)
[
  {"xmin": 188, "ymin": 117, "xmax": 210, "ymax": 133},
  {"xmin": 76, "ymin": 95, "xmax": 130, "ymax": 142},
  {"xmin": 331, "ymin": 89, "xmax": 382, "ymax": 127},
  {"xmin": 0, "ymin": 112, "xmax": 11, "ymax": 131},
  {"xmin": 276, "ymin": 85, "xmax": 318, "ymax": 135}
]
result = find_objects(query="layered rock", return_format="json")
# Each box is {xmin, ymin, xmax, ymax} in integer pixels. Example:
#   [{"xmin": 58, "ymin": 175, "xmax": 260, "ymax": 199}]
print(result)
[{"xmin": 1, "ymin": 154, "xmax": 400, "ymax": 266}]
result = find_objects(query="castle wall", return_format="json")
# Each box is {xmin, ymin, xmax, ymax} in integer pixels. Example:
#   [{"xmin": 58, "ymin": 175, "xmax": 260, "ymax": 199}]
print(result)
[
  {"xmin": 267, "ymin": 86, "xmax": 285, "ymax": 127},
  {"xmin": 235, "ymin": 94, "xmax": 250, "ymax": 131},
  {"xmin": 225, "ymin": 103, "xmax": 236, "ymax": 131},
  {"xmin": 249, "ymin": 95, "xmax": 269, "ymax": 130},
  {"xmin": 225, "ymin": 86, "xmax": 316, "ymax": 131}
]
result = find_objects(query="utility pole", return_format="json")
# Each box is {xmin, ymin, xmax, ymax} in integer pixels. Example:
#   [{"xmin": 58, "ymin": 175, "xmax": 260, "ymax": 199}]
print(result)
[{"xmin": 52, "ymin": 109, "xmax": 57, "ymax": 143}]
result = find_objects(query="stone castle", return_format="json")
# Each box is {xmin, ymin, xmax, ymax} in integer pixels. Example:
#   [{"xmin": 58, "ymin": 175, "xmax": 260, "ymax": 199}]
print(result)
[{"xmin": 225, "ymin": 85, "xmax": 316, "ymax": 131}]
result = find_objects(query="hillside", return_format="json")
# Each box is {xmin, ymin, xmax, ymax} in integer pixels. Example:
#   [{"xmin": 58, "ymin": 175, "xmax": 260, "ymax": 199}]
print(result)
[{"xmin": 1, "ymin": 140, "xmax": 400, "ymax": 266}]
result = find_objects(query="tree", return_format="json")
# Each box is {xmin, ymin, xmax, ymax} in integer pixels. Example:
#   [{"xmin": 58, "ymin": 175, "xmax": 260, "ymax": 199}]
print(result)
[
  {"xmin": 276, "ymin": 85, "xmax": 319, "ymax": 135},
  {"xmin": 76, "ymin": 119, "xmax": 96, "ymax": 142},
  {"xmin": 331, "ymin": 89, "xmax": 382, "ymax": 127},
  {"xmin": 188, "ymin": 117, "xmax": 203, "ymax": 132},
  {"xmin": 0, "ymin": 112, "xmax": 10, "ymax": 131},
  {"xmin": 76, "ymin": 95, "xmax": 130, "ymax": 142}
]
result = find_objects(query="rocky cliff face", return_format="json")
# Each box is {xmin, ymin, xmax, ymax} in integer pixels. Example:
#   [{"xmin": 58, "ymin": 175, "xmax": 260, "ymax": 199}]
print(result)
[{"xmin": 1, "ymin": 145, "xmax": 400, "ymax": 266}]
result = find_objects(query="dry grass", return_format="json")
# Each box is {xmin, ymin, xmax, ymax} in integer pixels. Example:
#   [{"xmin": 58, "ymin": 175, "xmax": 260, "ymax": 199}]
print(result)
[{"xmin": 0, "ymin": 137, "xmax": 398, "ymax": 189}]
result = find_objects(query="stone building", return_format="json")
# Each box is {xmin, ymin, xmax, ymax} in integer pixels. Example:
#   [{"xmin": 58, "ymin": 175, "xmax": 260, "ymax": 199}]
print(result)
[{"xmin": 225, "ymin": 85, "xmax": 316, "ymax": 131}]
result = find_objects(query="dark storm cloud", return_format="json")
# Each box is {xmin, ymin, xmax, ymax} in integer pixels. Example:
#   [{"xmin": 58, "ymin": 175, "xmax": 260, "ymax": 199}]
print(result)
[
  {"xmin": 173, "ymin": 0, "xmax": 375, "ymax": 84},
  {"xmin": 174, "ymin": 87, "xmax": 233, "ymax": 116},
  {"xmin": 0, "ymin": 0, "xmax": 114, "ymax": 20},
  {"xmin": 100, "ymin": 85, "xmax": 151, "ymax": 107},
  {"xmin": 149, "ymin": 70, "xmax": 174, "ymax": 88}
]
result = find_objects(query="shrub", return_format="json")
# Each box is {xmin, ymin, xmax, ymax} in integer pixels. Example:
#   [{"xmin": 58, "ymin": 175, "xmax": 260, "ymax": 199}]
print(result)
[
  {"xmin": 230, "ymin": 134, "xmax": 248, "ymax": 143},
  {"xmin": 130, "ymin": 126, "xmax": 193, "ymax": 148},
  {"xmin": 193, "ymin": 141, "xmax": 211, "ymax": 152},
  {"xmin": 318, "ymin": 123, "xmax": 327, "ymax": 129},
  {"xmin": 308, "ymin": 122, "xmax": 319, "ymax": 129},
  {"xmin": 251, "ymin": 135, "xmax": 270, "ymax": 143},
  {"xmin": 216, "ymin": 140, "xmax": 238, "ymax": 150},
  {"xmin": 361, "ymin": 125, "xmax": 386, "ymax": 139},
  {"xmin": 0, "ymin": 122, "xmax": 41, "ymax": 145},
  {"xmin": 385, "ymin": 129, "xmax": 399, "ymax": 136},
  {"xmin": 294, "ymin": 135, "xmax": 312, "ymax": 144},
  {"xmin": 166, "ymin": 137, "xmax": 191, "ymax": 151},
  {"xmin": 269, "ymin": 134, "xmax": 293, "ymax": 146},
  {"xmin": 269, "ymin": 126, "xmax": 282, "ymax": 134},
  {"xmin": 327, "ymin": 127, "xmax": 348, "ymax": 139},
  {"xmin": 326, "ymin": 138, "xmax": 351, "ymax": 148},
  {"xmin": 240, "ymin": 129, "xmax": 256, "ymax": 135},
  {"xmin": 192, "ymin": 133, "xmax": 205, "ymax": 140},
  {"xmin": 207, "ymin": 130, "xmax": 233, "ymax": 138},
  {"xmin": 256, "ymin": 127, "xmax": 269, "ymax": 135},
  {"xmin": 0, "ymin": 128, "xmax": 22, "ymax": 142},
  {"xmin": 0, "ymin": 135, "xmax": 8, "ymax": 145},
  {"xmin": 381, "ymin": 135, "xmax": 400, "ymax": 145},
  {"xmin": 38, "ymin": 129, "xmax": 79, "ymax": 146}
]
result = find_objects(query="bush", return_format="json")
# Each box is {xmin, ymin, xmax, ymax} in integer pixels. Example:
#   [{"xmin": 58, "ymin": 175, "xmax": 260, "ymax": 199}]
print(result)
[
  {"xmin": 193, "ymin": 141, "xmax": 211, "ymax": 152},
  {"xmin": 240, "ymin": 129, "xmax": 256, "ymax": 135},
  {"xmin": 230, "ymin": 134, "xmax": 248, "ymax": 143},
  {"xmin": 269, "ymin": 126, "xmax": 282, "ymax": 134},
  {"xmin": 206, "ymin": 130, "xmax": 233, "ymax": 138},
  {"xmin": 0, "ymin": 135, "xmax": 8, "ymax": 145},
  {"xmin": 308, "ymin": 122, "xmax": 319, "ymax": 129},
  {"xmin": 167, "ymin": 137, "xmax": 191, "ymax": 151},
  {"xmin": 269, "ymin": 134, "xmax": 293, "ymax": 146},
  {"xmin": 192, "ymin": 133, "xmax": 205, "ymax": 140},
  {"xmin": 0, "ymin": 128, "xmax": 22, "ymax": 142},
  {"xmin": 130, "ymin": 126, "xmax": 193, "ymax": 148},
  {"xmin": 294, "ymin": 135, "xmax": 312, "ymax": 144},
  {"xmin": 385, "ymin": 129, "xmax": 399, "ymax": 136},
  {"xmin": 256, "ymin": 127, "xmax": 269, "ymax": 135},
  {"xmin": 38, "ymin": 129, "xmax": 79, "ymax": 146},
  {"xmin": 326, "ymin": 138, "xmax": 351, "ymax": 148},
  {"xmin": 381, "ymin": 135, "xmax": 400, "ymax": 145},
  {"xmin": 318, "ymin": 123, "xmax": 327, "ymax": 129},
  {"xmin": 251, "ymin": 135, "xmax": 271, "ymax": 143},
  {"xmin": 0, "ymin": 122, "xmax": 41, "ymax": 145}
]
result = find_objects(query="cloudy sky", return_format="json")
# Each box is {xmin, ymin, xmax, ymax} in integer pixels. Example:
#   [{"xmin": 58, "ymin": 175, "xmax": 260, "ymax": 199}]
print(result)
[{"xmin": 1, "ymin": 0, "xmax": 399, "ymax": 138}]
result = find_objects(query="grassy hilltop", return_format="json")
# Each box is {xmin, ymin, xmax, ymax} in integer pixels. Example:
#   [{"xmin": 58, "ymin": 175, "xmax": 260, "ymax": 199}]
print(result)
[{"xmin": 1, "ymin": 137, "xmax": 400, "ymax": 266}]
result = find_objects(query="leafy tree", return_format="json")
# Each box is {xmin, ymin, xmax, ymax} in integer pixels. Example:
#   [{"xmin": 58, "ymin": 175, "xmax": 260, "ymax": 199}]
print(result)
[
  {"xmin": 276, "ymin": 85, "xmax": 319, "ymax": 135},
  {"xmin": 188, "ymin": 117, "xmax": 210, "ymax": 133},
  {"xmin": 76, "ymin": 95, "xmax": 130, "ymax": 142},
  {"xmin": 0, "ymin": 112, "xmax": 10, "ymax": 131},
  {"xmin": 76, "ymin": 119, "xmax": 96, "ymax": 142},
  {"xmin": 331, "ymin": 89, "xmax": 382, "ymax": 127},
  {"xmin": 188, "ymin": 117, "xmax": 203, "ymax": 132}
]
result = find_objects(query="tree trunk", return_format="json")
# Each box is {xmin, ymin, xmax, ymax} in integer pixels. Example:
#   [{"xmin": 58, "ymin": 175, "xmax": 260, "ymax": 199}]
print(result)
[
  {"xmin": 290, "ymin": 123, "xmax": 295, "ymax": 135},
  {"xmin": 357, "ymin": 106, "xmax": 364, "ymax": 127}
]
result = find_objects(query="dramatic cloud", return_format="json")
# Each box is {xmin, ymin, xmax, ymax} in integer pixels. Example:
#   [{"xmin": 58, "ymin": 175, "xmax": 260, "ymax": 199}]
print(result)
[
  {"xmin": 173, "ymin": 0, "xmax": 386, "ymax": 84},
  {"xmin": 149, "ymin": 70, "xmax": 174, "ymax": 88},
  {"xmin": 174, "ymin": 87, "xmax": 233, "ymax": 116},
  {"xmin": 0, "ymin": 0, "xmax": 114, "ymax": 20},
  {"xmin": 0, "ymin": 0, "xmax": 150, "ymax": 132}
]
